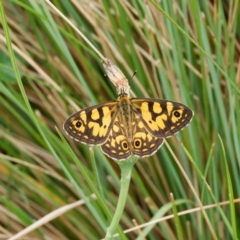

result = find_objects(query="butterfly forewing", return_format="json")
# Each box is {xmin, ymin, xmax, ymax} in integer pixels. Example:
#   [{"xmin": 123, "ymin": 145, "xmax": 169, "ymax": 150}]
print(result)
[
  {"xmin": 131, "ymin": 98, "xmax": 193, "ymax": 138},
  {"xmin": 63, "ymin": 101, "xmax": 119, "ymax": 145}
]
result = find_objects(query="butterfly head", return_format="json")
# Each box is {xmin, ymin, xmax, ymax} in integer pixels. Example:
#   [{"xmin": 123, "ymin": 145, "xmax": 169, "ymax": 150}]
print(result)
[{"xmin": 118, "ymin": 88, "xmax": 129, "ymax": 99}]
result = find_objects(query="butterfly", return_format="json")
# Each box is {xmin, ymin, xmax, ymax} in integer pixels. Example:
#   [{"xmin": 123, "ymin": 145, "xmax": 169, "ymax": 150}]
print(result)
[{"xmin": 63, "ymin": 90, "xmax": 194, "ymax": 160}]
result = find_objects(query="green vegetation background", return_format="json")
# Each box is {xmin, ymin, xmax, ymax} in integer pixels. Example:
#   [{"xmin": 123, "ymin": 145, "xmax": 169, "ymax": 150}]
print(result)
[{"xmin": 0, "ymin": 1, "xmax": 239, "ymax": 239}]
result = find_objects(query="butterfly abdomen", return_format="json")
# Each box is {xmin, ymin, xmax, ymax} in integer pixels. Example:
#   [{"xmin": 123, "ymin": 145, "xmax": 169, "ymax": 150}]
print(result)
[{"xmin": 118, "ymin": 96, "xmax": 134, "ymax": 143}]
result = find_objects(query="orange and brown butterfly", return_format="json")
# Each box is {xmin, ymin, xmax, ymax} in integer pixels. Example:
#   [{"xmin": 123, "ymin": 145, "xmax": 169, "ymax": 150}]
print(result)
[{"xmin": 63, "ymin": 90, "xmax": 194, "ymax": 160}]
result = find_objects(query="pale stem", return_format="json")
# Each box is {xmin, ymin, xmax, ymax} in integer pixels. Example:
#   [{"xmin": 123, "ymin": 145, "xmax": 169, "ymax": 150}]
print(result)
[{"xmin": 104, "ymin": 156, "xmax": 139, "ymax": 239}]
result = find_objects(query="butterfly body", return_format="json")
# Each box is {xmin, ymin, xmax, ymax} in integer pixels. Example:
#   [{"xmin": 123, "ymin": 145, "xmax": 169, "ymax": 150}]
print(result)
[
  {"xmin": 117, "ymin": 94, "xmax": 134, "ymax": 142},
  {"xmin": 64, "ymin": 91, "xmax": 193, "ymax": 160}
]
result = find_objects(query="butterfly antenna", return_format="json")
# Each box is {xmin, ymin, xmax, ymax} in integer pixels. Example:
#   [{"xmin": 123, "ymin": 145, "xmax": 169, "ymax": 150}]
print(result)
[{"xmin": 131, "ymin": 70, "xmax": 137, "ymax": 79}]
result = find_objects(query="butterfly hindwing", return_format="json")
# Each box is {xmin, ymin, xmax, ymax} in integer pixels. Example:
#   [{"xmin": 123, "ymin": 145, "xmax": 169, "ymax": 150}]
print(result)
[
  {"xmin": 101, "ymin": 113, "xmax": 164, "ymax": 160},
  {"xmin": 101, "ymin": 118, "xmax": 131, "ymax": 160},
  {"xmin": 131, "ymin": 114, "xmax": 165, "ymax": 158},
  {"xmin": 131, "ymin": 98, "xmax": 193, "ymax": 138},
  {"xmin": 63, "ymin": 101, "xmax": 119, "ymax": 145}
]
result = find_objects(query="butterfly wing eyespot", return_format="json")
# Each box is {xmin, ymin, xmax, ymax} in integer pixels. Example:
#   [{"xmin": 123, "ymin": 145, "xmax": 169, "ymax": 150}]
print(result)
[
  {"xmin": 63, "ymin": 101, "xmax": 119, "ymax": 145},
  {"xmin": 173, "ymin": 111, "xmax": 180, "ymax": 117},
  {"xmin": 75, "ymin": 121, "xmax": 82, "ymax": 128},
  {"xmin": 131, "ymin": 98, "xmax": 194, "ymax": 138},
  {"xmin": 122, "ymin": 141, "xmax": 128, "ymax": 150},
  {"xmin": 134, "ymin": 139, "xmax": 141, "ymax": 148}
]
